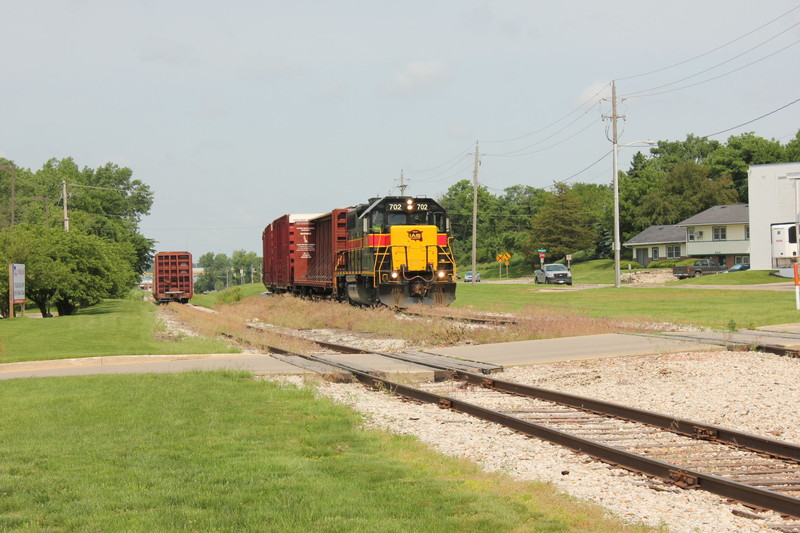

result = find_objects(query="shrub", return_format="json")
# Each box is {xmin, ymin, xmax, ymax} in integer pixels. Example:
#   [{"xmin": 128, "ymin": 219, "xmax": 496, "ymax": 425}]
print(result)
[{"xmin": 647, "ymin": 259, "xmax": 682, "ymax": 269}]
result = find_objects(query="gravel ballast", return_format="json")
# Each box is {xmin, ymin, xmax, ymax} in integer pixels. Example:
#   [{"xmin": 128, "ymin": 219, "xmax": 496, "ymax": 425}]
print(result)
[{"xmin": 296, "ymin": 350, "xmax": 800, "ymax": 532}]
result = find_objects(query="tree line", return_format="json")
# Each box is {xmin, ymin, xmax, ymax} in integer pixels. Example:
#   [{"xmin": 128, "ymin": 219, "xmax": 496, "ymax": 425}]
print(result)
[
  {"xmin": 438, "ymin": 131, "xmax": 800, "ymax": 268},
  {"xmin": 193, "ymin": 251, "xmax": 261, "ymax": 293},
  {"xmin": 2, "ymin": 130, "xmax": 797, "ymax": 317},
  {"xmin": 0, "ymin": 157, "xmax": 153, "ymax": 317}
]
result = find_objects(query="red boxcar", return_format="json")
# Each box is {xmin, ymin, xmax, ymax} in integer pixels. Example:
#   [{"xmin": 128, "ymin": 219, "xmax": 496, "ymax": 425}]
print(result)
[
  {"xmin": 152, "ymin": 251, "xmax": 193, "ymax": 303},
  {"xmin": 263, "ymin": 213, "xmax": 346, "ymax": 297},
  {"xmin": 293, "ymin": 209, "xmax": 348, "ymax": 291}
]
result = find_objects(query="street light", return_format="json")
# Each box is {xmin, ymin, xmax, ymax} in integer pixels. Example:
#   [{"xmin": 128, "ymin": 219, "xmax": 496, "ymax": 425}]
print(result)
[{"xmin": 613, "ymin": 140, "xmax": 655, "ymax": 288}]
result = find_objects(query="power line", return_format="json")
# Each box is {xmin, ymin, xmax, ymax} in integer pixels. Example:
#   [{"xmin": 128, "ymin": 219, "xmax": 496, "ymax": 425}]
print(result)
[
  {"xmin": 402, "ymin": 143, "xmax": 473, "ymax": 175},
  {"xmin": 480, "ymin": 83, "xmax": 609, "ymax": 144},
  {"xmin": 484, "ymin": 111, "xmax": 603, "ymax": 158},
  {"xmin": 629, "ymin": 38, "xmax": 800, "ymax": 100},
  {"xmin": 703, "ymin": 96, "xmax": 800, "ymax": 138},
  {"xmin": 627, "ymin": 23, "xmax": 800, "ymax": 99},
  {"xmin": 556, "ymin": 149, "xmax": 614, "ymax": 185},
  {"xmin": 406, "ymin": 161, "xmax": 474, "ymax": 184},
  {"xmin": 616, "ymin": 5, "xmax": 800, "ymax": 82}
]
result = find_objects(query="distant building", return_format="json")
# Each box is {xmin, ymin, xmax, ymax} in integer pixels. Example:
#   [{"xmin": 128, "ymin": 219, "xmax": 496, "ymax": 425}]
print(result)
[
  {"xmin": 675, "ymin": 204, "xmax": 750, "ymax": 268},
  {"xmin": 624, "ymin": 225, "xmax": 685, "ymax": 266}
]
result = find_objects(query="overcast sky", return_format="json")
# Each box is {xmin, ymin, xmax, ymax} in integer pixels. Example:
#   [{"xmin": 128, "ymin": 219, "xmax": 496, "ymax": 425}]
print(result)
[{"xmin": 1, "ymin": 1, "xmax": 798, "ymax": 256}]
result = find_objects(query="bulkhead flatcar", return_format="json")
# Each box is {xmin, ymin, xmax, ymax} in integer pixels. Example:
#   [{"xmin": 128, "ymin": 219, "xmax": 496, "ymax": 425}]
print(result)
[
  {"xmin": 152, "ymin": 251, "xmax": 194, "ymax": 304},
  {"xmin": 262, "ymin": 196, "xmax": 457, "ymax": 307}
]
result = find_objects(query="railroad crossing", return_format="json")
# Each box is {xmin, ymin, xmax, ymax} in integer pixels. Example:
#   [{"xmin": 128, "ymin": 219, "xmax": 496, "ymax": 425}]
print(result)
[{"xmin": 4, "ymin": 328, "xmax": 800, "ymax": 381}]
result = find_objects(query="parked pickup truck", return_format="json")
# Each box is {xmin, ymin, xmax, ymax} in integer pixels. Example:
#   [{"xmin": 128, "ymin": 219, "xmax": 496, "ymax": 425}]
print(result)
[{"xmin": 672, "ymin": 259, "xmax": 726, "ymax": 279}]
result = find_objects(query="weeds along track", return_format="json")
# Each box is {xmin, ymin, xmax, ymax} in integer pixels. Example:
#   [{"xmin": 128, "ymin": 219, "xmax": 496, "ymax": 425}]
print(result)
[
  {"xmin": 399, "ymin": 308, "xmax": 519, "ymax": 326},
  {"xmin": 270, "ymin": 340, "xmax": 800, "ymax": 528}
]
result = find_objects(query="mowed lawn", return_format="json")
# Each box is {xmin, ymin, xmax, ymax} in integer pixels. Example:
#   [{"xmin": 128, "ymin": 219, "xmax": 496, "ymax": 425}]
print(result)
[
  {"xmin": 0, "ymin": 372, "xmax": 646, "ymax": 532},
  {"xmin": 2, "ymin": 278, "xmax": 792, "ymax": 531},
  {"xmin": 0, "ymin": 295, "xmax": 236, "ymax": 364},
  {"xmin": 454, "ymin": 282, "xmax": 799, "ymax": 329}
]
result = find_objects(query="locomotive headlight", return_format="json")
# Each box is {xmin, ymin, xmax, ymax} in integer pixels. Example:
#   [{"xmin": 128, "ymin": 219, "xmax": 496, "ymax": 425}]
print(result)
[
  {"xmin": 390, "ymin": 271, "xmax": 399, "ymax": 279},
  {"xmin": 406, "ymin": 198, "xmax": 414, "ymax": 211},
  {"xmin": 437, "ymin": 270, "xmax": 445, "ymax": 279}
]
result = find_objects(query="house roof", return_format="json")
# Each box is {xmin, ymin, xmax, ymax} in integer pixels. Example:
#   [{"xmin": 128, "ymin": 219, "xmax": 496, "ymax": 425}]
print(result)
[
  {"xmin": 676, "ymin": 204, "xmax": 749, "ymax": 226},
  {"xmin": 624, "ymin": 225, "xmax": 685, "ymax": 246}
]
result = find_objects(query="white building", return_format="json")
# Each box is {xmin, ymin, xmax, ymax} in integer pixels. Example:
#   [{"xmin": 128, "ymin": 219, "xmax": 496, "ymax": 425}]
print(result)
[{"xmin": 748, "ymin": 162, "xmax": 800, "ymax": 270}]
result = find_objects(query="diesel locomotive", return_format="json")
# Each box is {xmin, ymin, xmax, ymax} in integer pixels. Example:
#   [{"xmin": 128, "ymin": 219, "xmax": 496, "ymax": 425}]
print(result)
[{"xmin": 262, "ymin": 196, "xmax": 457, "ymax": 307}]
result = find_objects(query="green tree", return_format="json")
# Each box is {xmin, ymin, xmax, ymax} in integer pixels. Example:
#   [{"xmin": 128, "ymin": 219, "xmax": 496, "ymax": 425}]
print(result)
[
  {"xmin": 491, "ymin": 185, "xmax": 548, "ymax": 255},
  {"xmin": 437, "ymin": 180, "xmax": 500, "ymax": 264},
  {"xmin": 785, "ymin": 131, "xmax": 800, "ymax": 162},
  {"xmin": 195, "ymin": 252, "xmax": 231, "ymax": 292},
  {"xmin": 0, "ymin": 225, "xmax": 137, "ymax": 317},
  {"xmin": 636, "ymin": 161, "xmax": 739, "ymax": 226},
  {"xmin": 706, "ymin": 132, "xmax": 787, "ymax": 202},
  {"xmin": 523, "ymin": 183, "xmax": 595, "ymax": 265},
  {"xmin": 1, "ymin": 157, "xmax": 155, "ymax": 274},
  {"xmin": 648, "ymin": 135, "xmax": 722, "ymax": 172},
  {"xmin": 230, "ymin": 250, "xmax": 261, "ymax": 285}
]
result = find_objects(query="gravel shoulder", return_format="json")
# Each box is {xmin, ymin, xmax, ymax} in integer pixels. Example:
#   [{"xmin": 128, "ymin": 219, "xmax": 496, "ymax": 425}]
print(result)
[{"xmin": 293, "ymin": 349, "xmax": 800, "ymax": 533}]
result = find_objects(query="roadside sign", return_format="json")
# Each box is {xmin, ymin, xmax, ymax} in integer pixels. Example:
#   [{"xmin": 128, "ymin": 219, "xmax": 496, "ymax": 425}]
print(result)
[
  {"xmin": 11, "ymin": 263, "xmax": 25, "ymax": 304},
  {"xmin": 537, "ymin": 249, "xmax": 547, "ymax": 253},
  {"xmin": 539, "ymin": 252, "xmax": 545, "ymax": 261}
]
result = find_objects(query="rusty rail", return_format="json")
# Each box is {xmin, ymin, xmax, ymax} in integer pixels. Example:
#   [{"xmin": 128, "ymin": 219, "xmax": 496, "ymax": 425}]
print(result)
[{"xmin": 271, "ymin": 347, "xmax": 800, "ymax": 520}]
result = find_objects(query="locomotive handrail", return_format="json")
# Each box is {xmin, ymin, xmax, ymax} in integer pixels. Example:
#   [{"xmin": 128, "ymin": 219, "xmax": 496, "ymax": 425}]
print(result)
[{"xmin": 373, "ymin": 245, "xmax": 392, "ymax": 288}]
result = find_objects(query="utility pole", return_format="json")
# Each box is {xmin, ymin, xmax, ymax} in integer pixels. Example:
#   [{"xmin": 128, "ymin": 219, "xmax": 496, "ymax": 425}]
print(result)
[
  {"xmin": 62, "ymin": 180, "xmax": 70, "ymax": 231},
  {"xmin": 471, "ymin": 141, "xmax": 480, "ymax": 285},
  {"xmin": 398, "ymin": 170, "xmax": 407, "ymax": 195},
  {"xmin": 603, "ymin": 81, "xmax": 625, "ymax": 288}
]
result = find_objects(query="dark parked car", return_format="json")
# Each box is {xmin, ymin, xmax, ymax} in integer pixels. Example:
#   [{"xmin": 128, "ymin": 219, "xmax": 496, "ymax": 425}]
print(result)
[
  {"xmin": 534, "ymin": 263, "xmax": 572, "ymax": 285},
  {"xmin": 722, "ymin": 263, "xmax": 750, "ymax": 273}
]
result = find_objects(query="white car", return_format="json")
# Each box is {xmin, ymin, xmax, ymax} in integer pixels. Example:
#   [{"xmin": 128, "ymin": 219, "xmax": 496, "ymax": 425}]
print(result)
[{"xmin": 463, "ymin": 271, "xmax": 481, "ymax": 282}]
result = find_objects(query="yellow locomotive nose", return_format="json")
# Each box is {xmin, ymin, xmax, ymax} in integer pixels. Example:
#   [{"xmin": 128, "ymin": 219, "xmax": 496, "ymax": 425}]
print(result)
[{"xmin": 390, "ymin": 225, "xmax": 438, "ymax": 271}]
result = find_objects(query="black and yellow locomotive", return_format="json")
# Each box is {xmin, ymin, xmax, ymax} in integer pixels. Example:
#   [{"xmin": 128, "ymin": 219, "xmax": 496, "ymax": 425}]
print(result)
[
  {"xmin": 262, "ymin": 196, "xmax": 457, "ymax": 307},
  {"xmin": 335, "ymin": 196, "xmax": 457, "ymax": 306}
]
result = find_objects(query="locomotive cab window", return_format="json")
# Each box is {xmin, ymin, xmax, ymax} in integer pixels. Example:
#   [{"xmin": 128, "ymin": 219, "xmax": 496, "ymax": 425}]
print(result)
[
  {"xmin": 387, "ymin": 212, "xmax": 407, "ymax": 225},
  {"xmin": 371, "ymin": 212, "xmax": 384, "ymax": 232},
  {"xmin": 408, "ymin": 211, "xmax": 428, "ymax": 224}
]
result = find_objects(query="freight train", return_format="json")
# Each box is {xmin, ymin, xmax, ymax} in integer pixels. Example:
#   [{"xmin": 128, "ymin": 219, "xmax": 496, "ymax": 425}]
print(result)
[
  {"xmin": 262, "ymin": 196, "xmax": 458, "ymax": 307},
  {"xmin": 152, "ymin": 251, "xmax": 194, "ymax": 303}
]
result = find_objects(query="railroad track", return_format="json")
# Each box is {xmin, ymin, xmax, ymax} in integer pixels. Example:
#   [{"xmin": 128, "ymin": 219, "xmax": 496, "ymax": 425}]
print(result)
[
  {"xmin": 640, "ymin": 330, "xmax": 800, "ymax": 358},
  {"xmin": 263, "ymin": 339, "xmax": 800, "ymax": 529},
  {"xmin": 399, "ymin": 308, "xmax": 518, "ymax": 325}
]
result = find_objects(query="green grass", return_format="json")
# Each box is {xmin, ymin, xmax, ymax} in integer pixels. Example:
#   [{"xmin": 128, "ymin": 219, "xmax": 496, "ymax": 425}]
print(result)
[
  {"xmin": 675, "ymin": 270, "xmax": 785, "ymax": 285},
  {"xmin": 469, "ymin": 258, "xmax": 785, "ymax": 286},
  {"xmin": 0, "ymin": 372, "xmax": 645, "ymax": 532},
  {"xmin": 454, "ymin": 283, "xmax": 799, "ymax": 329},
  {"xmin": 190, "ymin": 283, "xmax": 267, "ymax": 307},
  {"xmin": 0, "ymin": 293, "xmax": 237, "ymax": 364}
]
